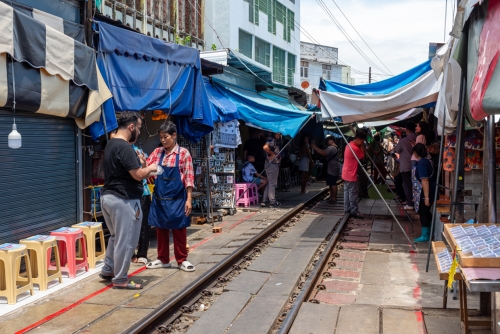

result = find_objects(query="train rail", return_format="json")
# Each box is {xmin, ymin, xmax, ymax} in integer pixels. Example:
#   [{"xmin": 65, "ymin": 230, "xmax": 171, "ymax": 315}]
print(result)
[{"xmin": 126, "ymin": 188, "xmax": 334, "ymax": 333}]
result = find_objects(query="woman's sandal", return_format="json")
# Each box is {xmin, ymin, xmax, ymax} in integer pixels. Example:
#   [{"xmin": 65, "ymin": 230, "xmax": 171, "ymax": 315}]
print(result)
[{"xmin": 179, "ymin": 260, "xmax": 195, "ymax": 272}]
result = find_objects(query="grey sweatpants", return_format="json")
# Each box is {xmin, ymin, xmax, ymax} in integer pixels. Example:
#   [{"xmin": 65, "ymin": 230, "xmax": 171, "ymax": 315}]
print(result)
[
  {"xmin": 343, "ymin": 180, "xmax": 359, "ymax": 215},
  {"xmin": 101, "ymin": 194, "xmax": 142, "ymax": 284},
  {"xmin": 262, "ymin": 161, "xmax": 279, "ymax": 204}
]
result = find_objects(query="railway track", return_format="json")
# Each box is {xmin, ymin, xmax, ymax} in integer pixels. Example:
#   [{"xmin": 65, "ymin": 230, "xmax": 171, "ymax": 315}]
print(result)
[{"xmin": 125, "ymin": 184, "xmax": 354, "ymax": 334}]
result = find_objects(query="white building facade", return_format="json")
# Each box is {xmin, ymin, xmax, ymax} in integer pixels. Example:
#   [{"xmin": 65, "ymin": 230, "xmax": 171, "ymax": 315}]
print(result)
[
  {"xmin": 205, "ymin": 0, "xmax": 301, "ymax": 87},
  {"xmin": 300, "ymin": 41, "xmax": 354, "ymax": 95}
]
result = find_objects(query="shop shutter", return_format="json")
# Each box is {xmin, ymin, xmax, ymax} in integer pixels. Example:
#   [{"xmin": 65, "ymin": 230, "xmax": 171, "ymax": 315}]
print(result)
[{"xmin": 0, "ymin": 110, "xmax": 78, "ymax": 243}]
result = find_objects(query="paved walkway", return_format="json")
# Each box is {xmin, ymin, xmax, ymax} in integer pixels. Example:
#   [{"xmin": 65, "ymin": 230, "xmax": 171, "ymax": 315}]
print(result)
[{"xmin": 291, "ymin": 196, "xmax": 489, "ymax": 334}]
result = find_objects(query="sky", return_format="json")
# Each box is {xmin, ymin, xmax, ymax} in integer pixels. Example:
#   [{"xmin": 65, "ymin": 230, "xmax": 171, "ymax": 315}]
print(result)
[{"xmin": 299, "ymin": 0, "xmax": 457, "ymax": 84}]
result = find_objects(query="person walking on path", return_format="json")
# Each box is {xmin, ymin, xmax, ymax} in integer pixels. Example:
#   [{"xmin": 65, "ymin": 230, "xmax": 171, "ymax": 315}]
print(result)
[
  {"xmin": 411, "ymin": 121, "xmax": 433, "ymax": 212},
  {"xmin": 100, "ymin": 112, "xmax": 158, "ymax": 289},
  {"xmin": 342, "ymin": 131, "xmax": 367, "ymax": 218},
  {"xmin": 298, "ymin": 134, "xmax": 313, "ymax": 194},
  {"xmin": 131, "ymin": 141, "xmax": 152, "ymax": 266},
  {"xmin": 262, "ymin": 132, "xmax": 282, "ymax": 207},
  {"xmin": 146, "ymin": 121, "xmax": 196, "ymax": 272},
  {"xmin": 395, "ymin": 121, "xmax": 417, "ymax": 210},
  {"xmin": 412, "ymin": 143, "xmax": 437, "ymax": 242},
  {"xmin": 311, "ymin": 136, "xmax": 340, "ymax": 202}
]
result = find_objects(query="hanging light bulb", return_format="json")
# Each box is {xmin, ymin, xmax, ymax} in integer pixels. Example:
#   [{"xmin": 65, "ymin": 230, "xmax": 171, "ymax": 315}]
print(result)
[
  {"xmin": 8, "ymin": 123, "xmax": 22, "ymax": 149},
  {"xmin": 7, "ymin": 55, "xmax": 21, "ymax": 149}
]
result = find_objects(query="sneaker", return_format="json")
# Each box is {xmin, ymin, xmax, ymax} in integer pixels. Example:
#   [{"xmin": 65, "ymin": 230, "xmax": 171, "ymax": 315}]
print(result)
[
  {"xmin": 403, "ymin": 205, "xmax": 414, "ymax": 210},
  {"xmin": 269, "ymin": 201, "xmax": 281, "ymax": 208},
  {"xmin": 261, "ymin": 202, "xmax": 268, "ymax": 207},
  {"xmin": 351, "ymin": 212, "xmax": 366, "ymax": 219}
]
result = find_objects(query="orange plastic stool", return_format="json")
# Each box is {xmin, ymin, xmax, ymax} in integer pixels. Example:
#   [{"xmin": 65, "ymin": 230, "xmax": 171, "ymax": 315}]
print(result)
[
  {"xmin": 0, "ymin": 243, "xmax": 34, "ymax": 304},
  {"xmin": 20, "ymin": 235, "xmax": 63, "ymax": 290},
  {"xmin": 50, "ymin": 227, "xmax": 88, "ymax": 278},
  {"xmin": 71, "ymin": 222, "xmax": 106, "ymax": 269}
]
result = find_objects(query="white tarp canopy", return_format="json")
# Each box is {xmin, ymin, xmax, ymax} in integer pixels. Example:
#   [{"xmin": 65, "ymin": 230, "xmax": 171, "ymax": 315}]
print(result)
[{"xmin": 320, "ymin": 60, "xmax": 442, "ymax": 123}]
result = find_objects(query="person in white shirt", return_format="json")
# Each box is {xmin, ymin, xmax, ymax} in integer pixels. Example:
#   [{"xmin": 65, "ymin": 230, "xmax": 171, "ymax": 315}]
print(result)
[{"xmin": 242, "ymin": 155, "xmax": 268, "ymax": 192}]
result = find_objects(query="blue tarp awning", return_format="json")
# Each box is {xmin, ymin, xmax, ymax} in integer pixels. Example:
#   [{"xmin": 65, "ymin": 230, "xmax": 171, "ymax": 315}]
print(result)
[
  {"xmin": 89, "ymin": 21, "xmax": 213, "ymax": 142},
  {"xmin": 204, "ymin": 77, "xmax": 239, "ymax": 123},
  {"xmin": 212, "ymin": 80, "xmax": 312, "ymax": 137},
  {"xmin": 319, "ymin": 60, "xmax": 433, "ymax": 95}
]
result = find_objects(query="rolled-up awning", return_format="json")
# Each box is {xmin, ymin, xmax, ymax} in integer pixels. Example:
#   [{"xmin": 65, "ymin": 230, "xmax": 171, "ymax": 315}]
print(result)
[
  {"xmin": 0, "ymin": 2, "xmax": 111, "ymax": 128},
  {"xmin": 90, "ymin": 21, "xmax": 213, "ymax": 143}
]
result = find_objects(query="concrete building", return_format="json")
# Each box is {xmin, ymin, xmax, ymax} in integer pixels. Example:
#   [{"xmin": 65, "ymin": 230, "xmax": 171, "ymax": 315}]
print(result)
[
  {"xmin": 299, "ymin": 41, "xmax": 354, "ymax": 95},
  {"xmin": 205, "ymin": 0, "xmax": 301, "ymax": 87}
]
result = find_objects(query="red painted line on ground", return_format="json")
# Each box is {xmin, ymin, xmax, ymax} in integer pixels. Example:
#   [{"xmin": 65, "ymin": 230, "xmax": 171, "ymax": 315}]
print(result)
[
  {"xmin": 17, "ymin": 211, "xmax": 258, "ymax": 333},
  {"xmin": 15, "ymin": 267, "xmax": 146, "ymax": 334},
  {"xmin": 414, "ymin": 310, "xmax": 427, "ymax": 334}
]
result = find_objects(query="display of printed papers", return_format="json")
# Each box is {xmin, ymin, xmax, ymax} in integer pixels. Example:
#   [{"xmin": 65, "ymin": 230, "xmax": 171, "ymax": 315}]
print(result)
[
  {"xmin": 437, "ymin": 250, "xmax": 453, "ymax": 272},
  {"xmin": 450, "ymin": 225, "xmax": 500, "ymax": 258}
]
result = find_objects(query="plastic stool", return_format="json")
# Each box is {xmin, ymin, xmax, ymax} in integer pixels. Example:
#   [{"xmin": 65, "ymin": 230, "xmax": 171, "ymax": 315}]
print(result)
[
  {"xmin": 0, "ymin": 243, "xmax": 34, "ymax": 304},
  {"xmin": 72, "ymin": 222, "xmax": 106, "ymax": 269},
  {"xmin": 20, "ymin": 235, "xmax": 63, "ymax": 291},
  {"xmin": 50, "ymin": 227, "xmax": 88, "ymax": 278},
  {"xmin": 235, "ymin": 183, "xmax": 259, "ymax": 207}
]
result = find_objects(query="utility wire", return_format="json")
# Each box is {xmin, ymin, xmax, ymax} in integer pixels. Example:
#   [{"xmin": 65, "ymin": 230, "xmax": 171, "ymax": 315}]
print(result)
[
  {"xmin": 330, "ymin": 0, "xmax": 393, "ymax": 75},
  {"xmin": 316, "ymin": 0, "xmax": 391, "ymax": 75}
]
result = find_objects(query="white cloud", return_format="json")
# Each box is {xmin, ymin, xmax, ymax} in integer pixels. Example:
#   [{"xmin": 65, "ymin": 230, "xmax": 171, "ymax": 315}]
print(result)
[{"xmin": 299, "ymin": 0, "xmax": 456, "ymax": 83}]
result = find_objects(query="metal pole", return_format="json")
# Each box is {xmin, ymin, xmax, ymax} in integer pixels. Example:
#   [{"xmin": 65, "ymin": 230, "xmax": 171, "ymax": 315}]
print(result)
[
  {"xmin": 425, "ymin": 78, "xmax": 464, "ymax": 272},
  {"xmin": 450, "ymin": 78, "xmax": 466, "ymax": 223},
  {"xmin": 362, "ymin": 144, "xmax": 414, "ymax": 224},
  {"xmin": 205, "ymin": 135, "xmax": 214, "ymax": 226},
  {"xmin": 317, "ymin": 93, "xmax": 417, "ymax": 250},
  {"xmin": 487, "ymin": 115, "xmax": 497, "ymax": 223}
]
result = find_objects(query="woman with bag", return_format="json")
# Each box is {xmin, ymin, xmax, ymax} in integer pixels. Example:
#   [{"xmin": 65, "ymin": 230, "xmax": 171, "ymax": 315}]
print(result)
[{"xmin": 145, "ymin": 121, "xmax": 195, "ymax": 272}]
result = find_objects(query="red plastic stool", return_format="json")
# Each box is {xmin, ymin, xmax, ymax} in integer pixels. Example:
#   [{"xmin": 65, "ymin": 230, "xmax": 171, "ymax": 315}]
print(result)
[
  {"xmin": 235, "ymin": 183, "xmax": 259, "ymax": 207},
  {"xmin": 50, "ymin": 227, "xmax": 88, "ymax": 278}
]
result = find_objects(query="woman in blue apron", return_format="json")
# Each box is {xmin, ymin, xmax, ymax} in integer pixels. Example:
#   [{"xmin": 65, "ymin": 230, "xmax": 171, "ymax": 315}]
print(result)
[{"xmin": 145, "ymin": 122, "xmax": 195, "ymax": 272}]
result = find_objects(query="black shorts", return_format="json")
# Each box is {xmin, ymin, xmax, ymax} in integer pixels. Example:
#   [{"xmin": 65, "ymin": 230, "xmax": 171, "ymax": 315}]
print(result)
[{"xmin": 326, "ymin": 174, "xmax": 339, "ymax": 186}]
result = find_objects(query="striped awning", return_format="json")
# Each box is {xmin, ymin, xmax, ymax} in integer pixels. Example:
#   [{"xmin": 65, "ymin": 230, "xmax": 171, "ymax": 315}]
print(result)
[{"xmin": 0, "ymin": 2, "xmax": 111, "ymax": 128}]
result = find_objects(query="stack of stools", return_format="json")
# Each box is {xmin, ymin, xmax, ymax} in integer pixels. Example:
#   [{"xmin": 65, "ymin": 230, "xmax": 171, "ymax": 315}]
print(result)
[
  {"xmin": 50, "ymin": 227, "xmax": 88, "ymax": 278},
  {"xmin": 71, "ymin": 222, "xmax": 106, "ymax": 269},
  {"xmin": 0, "ymin": 243, "xmax": 34, "ymax": 304},
  {"xmin": 235, "ymin": 183, "xmax": 259, "ymax": 207},
  {"xmin": 20, "ymin": 235, "xmax": 62, "ymax": 291}
]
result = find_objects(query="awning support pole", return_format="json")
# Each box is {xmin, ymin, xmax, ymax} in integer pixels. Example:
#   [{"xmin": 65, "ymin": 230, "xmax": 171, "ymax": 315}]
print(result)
[
  {"xmin": 425, "ymin": 77, "xmax": 464, "ymax": 272},
  {"xmin": 317, "ymin": 93, "xmax": 416, "ymax": 250},
  {"xmin": 486, "ymin": 115, "xmax": 497, "ymax": 223},
  {"xmin": 450, "ymin": 78, "xmax": 467, "ymax": 223},
  {"xmin": 362, "ymin": 141, "xmax": 415, "ymax": 225}
]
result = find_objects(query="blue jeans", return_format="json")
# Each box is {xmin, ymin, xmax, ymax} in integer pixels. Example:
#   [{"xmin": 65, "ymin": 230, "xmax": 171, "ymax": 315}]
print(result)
[{"xmin": 343, "ymin": 181, "xmax": 359, "ymax": 214}]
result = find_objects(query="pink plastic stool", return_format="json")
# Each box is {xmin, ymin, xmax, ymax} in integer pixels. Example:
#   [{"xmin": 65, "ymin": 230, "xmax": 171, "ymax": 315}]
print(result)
[
  {"xmin": 235, "ymin": 183, "xmax": 259, "ymax": 207},
  {"xmin": 49, "ymin": 227, "xmax": 88, "ymax": 278}
]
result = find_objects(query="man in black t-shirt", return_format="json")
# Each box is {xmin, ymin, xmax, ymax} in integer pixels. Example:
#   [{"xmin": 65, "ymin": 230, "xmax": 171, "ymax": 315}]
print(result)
[{"xmin": 100, "ymin": 112, "xmax": 157, "ymax": 290}]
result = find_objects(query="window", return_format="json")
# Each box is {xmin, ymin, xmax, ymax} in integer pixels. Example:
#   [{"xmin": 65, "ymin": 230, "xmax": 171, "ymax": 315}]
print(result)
[
  {"xmin": 244, "ymin": 0, "xmax": 295, "ymax": 42},
  {"xmin": 322, "ymin": 64, "xmax": 332, "ymax": 80},
  {"xmin": 239, "ymin": 29, "xmax": 253, "ymax": 59},
  {"xmin": 287, "ymin": 53, "xmax": 296, "ymax": 86},
  {"xmin": 300, "ymin": 61, "xmax": 309, "ymax": 78},
  {"xmin": 273, "ymin": 46, "xmax": 286, "ymax": 84},
  {"xmin": 255, "ymin": 37, "xmax": 271, "ymax": 67}
]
